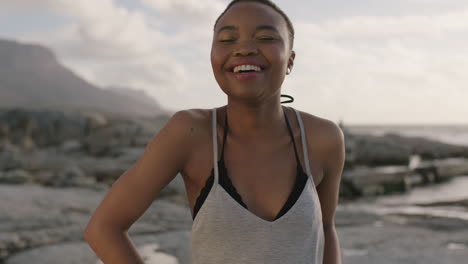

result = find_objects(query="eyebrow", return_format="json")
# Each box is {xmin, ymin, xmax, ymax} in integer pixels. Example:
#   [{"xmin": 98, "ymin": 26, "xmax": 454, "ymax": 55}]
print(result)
[{"xmin": 216, "ymin": 25, "xmax": 279, "ymax": 34}]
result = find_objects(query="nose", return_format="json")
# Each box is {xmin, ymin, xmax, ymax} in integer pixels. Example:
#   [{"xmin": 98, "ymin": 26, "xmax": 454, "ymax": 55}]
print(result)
[{"xmin": 233, "ymin": 40, "xmax": 258, "ymax": 56}]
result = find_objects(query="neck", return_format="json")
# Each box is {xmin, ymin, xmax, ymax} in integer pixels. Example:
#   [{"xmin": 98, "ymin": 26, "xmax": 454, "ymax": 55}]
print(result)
[{"xmin": 223, "ymin": 99, "xmax": 287, "ymax": 141}]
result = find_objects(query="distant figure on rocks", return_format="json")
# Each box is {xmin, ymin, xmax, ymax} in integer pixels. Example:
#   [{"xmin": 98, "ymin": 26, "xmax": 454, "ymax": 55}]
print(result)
[
  {"xmin": 409, "ymin": 153, "xmax": 422, "ymax": 171},
  {"xmin": 83, "ymin": 1, "xmax": 345, "ymax": 264}
]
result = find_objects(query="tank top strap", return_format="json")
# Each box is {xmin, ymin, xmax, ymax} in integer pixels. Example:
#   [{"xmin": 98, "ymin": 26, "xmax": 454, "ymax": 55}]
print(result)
[
  {"xmin": 220, "ymin": 108, "xmax": 228, "ymax": 162},
  {"xmin": 283, "ymin": 107, "xmax": 301, "ymax": 166},
  {"xmin": 212, "ymin": 108, "xmax": 220, "ymax": 185},
  {"xmin": 290, "ymin": 107, "xmax": 313, "ymax": 180}
]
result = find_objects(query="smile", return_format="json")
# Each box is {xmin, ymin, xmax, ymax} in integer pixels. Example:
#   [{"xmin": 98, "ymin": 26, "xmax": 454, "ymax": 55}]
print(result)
[
  {"xmin": 228, "ymin": 67, "xmax": 264, "ymax": 81},
  {"xmin": 232, "ymin": 64, "xmax": 263, "ymax": 73}
]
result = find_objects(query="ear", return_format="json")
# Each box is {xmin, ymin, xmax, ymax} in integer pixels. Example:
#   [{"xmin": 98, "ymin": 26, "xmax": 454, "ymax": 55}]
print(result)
[{"xmin": 288, "ymin": 50, "xmax": 296, "ymax": 70}]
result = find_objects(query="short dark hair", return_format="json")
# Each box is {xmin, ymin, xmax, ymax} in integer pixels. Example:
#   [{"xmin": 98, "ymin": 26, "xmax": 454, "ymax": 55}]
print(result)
[{"xmin": 214, "ymin": 0, "xmax": 295, "ymax": 49}]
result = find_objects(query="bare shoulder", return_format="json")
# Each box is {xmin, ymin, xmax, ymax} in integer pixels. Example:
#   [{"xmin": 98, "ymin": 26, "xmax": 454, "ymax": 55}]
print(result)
[
  {"xmin": 296, "ymin": 110, "xmax": 344, "ymax": 147},
  {"xmin": 171, "ymin": 107, "xmax": 212, "ymax": 148},
  {"xmin": 175, "ymin": 106, "xmax": 214, "ymax": 162},
  {"xmin": 178, "ymin": 107, "xmax": 213, "ymax": 136},
  {"xmin": 295, "ymin": 109, "xmax": 345, "ymax": 179}
]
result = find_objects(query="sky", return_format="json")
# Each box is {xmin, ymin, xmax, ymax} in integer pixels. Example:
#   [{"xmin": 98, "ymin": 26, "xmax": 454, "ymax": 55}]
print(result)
[{"xmin": 0, "ymin": 0, "xmax": 467, "ymax": 125}]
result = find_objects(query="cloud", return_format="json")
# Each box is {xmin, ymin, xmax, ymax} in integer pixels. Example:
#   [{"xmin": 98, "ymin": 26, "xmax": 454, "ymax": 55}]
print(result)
[
  {"xmin": 2, "ymin": 0, "xmax": 467, "ymax": 123},
  {"xmin": 302, "ymin": 8, "xmax": 468, "ymax": 38},
  {"xmin": 3, "ymin": 0, "xmax": 191, "ymax": 98},
  {"xmin": 286, "ymin": 8, "xmax": 468, "ymax": 123},
  {"xmin": 140, "ymin": 0, "xmax": 225, "ymax": 23}
]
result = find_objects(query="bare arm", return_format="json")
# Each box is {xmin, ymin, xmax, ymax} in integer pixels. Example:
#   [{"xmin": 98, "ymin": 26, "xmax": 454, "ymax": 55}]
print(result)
[
  {"xmin": 315, "ymin": 120, "xmax": 345, "ymax": 264},
  {"xmin": 83, "ymin": 110, "xmax": 196, "ymax": 264}
]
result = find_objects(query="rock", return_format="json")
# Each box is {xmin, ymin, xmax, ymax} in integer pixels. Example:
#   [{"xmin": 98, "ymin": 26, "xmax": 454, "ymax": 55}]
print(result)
[
  {"xmin": 0, "ymin": 170, "xmax": 32, "ymax": 184},
  {"xmin": 0, "ymin": 142, "xmax": 22, "ymax": 170},
  {"xmin": 53, "ymin": 166, "xmax": 96, "ymax": 188},
  {"xmin": 106, "ymin": 147, "xmax": 143, "ymax": 161},
  {"xmin": 0, "ymin": 233, "xmax": 25, "ymax": 259},
  {"xmin": 5, "ymin": 239, "xmax": 99, "ymax": 264},
  {"xmin": 83, "ymin": 112, "xmax": 108, "ymax": 134},
  {"xmin": 20, "ymin": 136, "xmax": 36, "ymax": 153},
  {"xmin": 77, "ymin": 156, "xmax": 131, "ymax": 184},
  {"xmin": 338, "ymin": 221, "xmax": 468, "ymax": 264},
  {"xmin": 0, "ymin": 184, "xmax": 192, "ymax": 262},
  {"xmin": 83, "ymin": 122, "xmax": 149, "ymax": 156},
  {"xmin": 341, "ymin": 158, "xmax": 468, "ymax": 198},
  {"xmin": 433, "ymin": 158, "xmax": 468, "ymax": 180},
  {"xmin": 19, "ymin": 149, "xmax": 76, "ymax": 172},
  {"xmin": 345, "ymin": 133, "xmax": 411, "ymax": 166},
  {"xmin": 5, "ymin": 231, "xmax": 190, "ymax": 264},
  {"xmin": 60, "ymin": 140, "xmax": 83, "ymax": 154},
  {"xmin": 34, "ymin": 170, "xmax": 56, "ymax": 185},
  {"xmin": 342, "ymin": 165, "xmax": 409, "ymax": 196},
  {"xmin": 0, "ymin": 108, "xmax": 87, "ymax": 148},
  {"xmin": 0, "ymin": 123, "xmax": 10, "ymax": 138},
  {"xmin": 345, "ymin": 132, "xmax": 468, "ymax": 167},
  {"xmin": 335, "ymin": 205, "xmax": 381, "ymax": 226}
]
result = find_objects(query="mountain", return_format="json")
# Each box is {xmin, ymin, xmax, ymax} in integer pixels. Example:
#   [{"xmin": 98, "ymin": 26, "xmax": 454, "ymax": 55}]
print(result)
[{"xmin": 0, "ymin": 38, "xmax": 170, "ymax": 117}]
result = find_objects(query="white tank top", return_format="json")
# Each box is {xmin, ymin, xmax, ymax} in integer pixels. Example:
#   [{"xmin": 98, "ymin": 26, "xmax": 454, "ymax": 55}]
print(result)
[{"xmin": 190, "ymin": 106, "xmax": 325, "ymax": 264}]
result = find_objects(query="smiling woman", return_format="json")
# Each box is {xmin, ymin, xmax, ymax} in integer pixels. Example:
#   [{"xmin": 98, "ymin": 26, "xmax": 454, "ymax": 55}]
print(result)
[
  {"xmin": 83, "ymin": 0, "xmax": 344, "ymax": 264},
  {"xmin": 211, "ymin": 0, "xmax": 296, "ymax": 106}
]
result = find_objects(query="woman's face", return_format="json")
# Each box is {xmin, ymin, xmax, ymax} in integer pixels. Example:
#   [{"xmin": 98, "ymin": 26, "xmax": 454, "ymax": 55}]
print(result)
[{"xmin": 211, "ymin": 2, "xmax": 295, "ymax": 103}]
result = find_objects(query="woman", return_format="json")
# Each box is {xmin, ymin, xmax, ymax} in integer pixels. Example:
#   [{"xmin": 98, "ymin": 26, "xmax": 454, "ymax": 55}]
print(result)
[{"xmin": 84, "ymin": 0, "xmax": 345, "ymax": 263}]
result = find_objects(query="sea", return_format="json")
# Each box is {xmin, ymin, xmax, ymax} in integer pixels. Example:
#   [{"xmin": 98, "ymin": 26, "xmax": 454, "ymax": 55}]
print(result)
[{"xmin": 346, "ymin": 124, "xmax": 468, "ymax": 147}]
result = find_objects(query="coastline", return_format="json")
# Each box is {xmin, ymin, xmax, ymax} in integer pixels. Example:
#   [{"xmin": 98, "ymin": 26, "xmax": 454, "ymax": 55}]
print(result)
[
  {"xmin": 2, "ymin": 176, "xmax": 468, "ymax": 264},
  {"xmin": 1, "ymin": 108, "xmax": 467, "ymax": 263}
]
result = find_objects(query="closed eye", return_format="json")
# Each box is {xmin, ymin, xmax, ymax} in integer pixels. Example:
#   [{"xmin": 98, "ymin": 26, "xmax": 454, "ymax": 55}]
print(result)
[{"xmin": 258, "ymin": 37, "xmax": 275, "ymax": 41}]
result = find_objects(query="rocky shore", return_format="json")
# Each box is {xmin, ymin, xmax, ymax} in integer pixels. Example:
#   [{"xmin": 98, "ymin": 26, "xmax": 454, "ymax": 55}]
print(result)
[
  {"xmin": 2, "ymin": 179, "xmax": 468, "ymax": 264},
  {"xmin": 2, "ymin": 108, "xmax": 468, "ymax": 263}
]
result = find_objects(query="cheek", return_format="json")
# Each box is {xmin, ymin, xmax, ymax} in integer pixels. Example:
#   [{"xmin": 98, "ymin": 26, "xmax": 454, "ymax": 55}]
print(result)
[
  {"xmin": 211, "ymin": 46, "xmax": 229, "ymax": 69},
  {"xmin": 266, "ymin": 53, "xmax": 289, "ymax": 75},
  {"xmin": 263, "ymin": 45, "xmax": 288, "ymax": 63}
]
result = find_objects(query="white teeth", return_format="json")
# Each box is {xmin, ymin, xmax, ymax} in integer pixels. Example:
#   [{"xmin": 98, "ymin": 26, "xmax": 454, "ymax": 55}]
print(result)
[{"xmin": 233, "ymin": 65, "xmax": 262, "ymax": 73}]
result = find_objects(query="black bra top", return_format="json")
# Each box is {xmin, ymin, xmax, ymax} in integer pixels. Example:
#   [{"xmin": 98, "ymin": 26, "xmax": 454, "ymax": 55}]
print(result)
[{"xmin": 192, "ymin": 104, "xmax": 309, "ymax": 221}]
